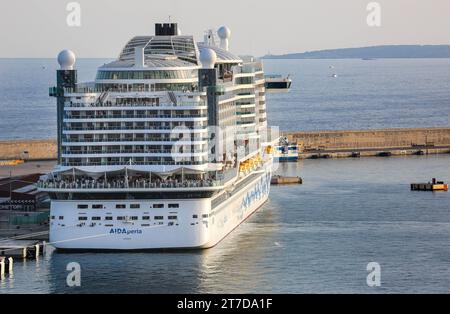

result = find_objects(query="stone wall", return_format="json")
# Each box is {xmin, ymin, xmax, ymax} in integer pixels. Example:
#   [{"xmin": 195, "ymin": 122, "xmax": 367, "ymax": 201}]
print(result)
[
  {"xmin": 2, "ymin": 127, "xmax": 450, "ymax": 160},
  {"xmin": 0, "ymin": 139, "xmax": 57, "ymax": 160},
  {"xmin": 284, "ymin": 127, "xmax": 450, "ymax": 150}
]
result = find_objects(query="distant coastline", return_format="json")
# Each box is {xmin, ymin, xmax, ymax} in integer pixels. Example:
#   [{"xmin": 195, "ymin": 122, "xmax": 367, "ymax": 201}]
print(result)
[{"xmin": 262, "ymin": 45, "xmax": 450, "ymax": 59}]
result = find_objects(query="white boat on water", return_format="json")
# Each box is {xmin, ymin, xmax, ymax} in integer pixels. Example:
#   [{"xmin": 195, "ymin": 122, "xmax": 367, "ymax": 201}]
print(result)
[{"xmin": 264, "ymin": 74, "xmax": 292, "ymax": 92}]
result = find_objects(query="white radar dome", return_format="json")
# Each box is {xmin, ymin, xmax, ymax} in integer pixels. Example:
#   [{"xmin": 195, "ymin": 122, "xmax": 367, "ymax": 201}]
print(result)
[
  {"xmin": 199, "ymin": 48, "xmax": 217, "ymax": 69},
  {"xmin": 57, "ymin": 50, "xmax": 76, "ymax": 70},
  {"xmin": 217, "ymin": 26, "xmax": 231, "ymax": 39}
]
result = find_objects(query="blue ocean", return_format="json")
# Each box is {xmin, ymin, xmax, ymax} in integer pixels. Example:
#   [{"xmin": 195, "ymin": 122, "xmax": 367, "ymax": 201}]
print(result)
[
  {"xmin": 1, "ymin": 58, "xmax": 450, "ymax": 139},
  {"xmin": 1, "ymin": 59, "xmax": 450, "ymax": 293}
]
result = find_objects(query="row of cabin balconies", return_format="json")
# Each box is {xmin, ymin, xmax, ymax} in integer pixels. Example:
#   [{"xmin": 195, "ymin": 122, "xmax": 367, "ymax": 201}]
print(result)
[
  {"xmin": 65, "ymin": 99, "xmax": 206, "ymax": 109},
  {"xmin": 61, "ymin": 146, "xmax": 208, "ymax": 156},
  {"xmin": 60, "ymin": 157, "xmax": 208, "ymax": 167},
  {"xmin": 62, "ymin": 134, "xmax": 209, "ymax": 143},
  {"xmin": 63, "ymin": 83, "xmax": 200, "ymax": 94},
  {"xmin": 63, "ymin": 121, "xmax": 208, "ymax": 132},
  {"xmin": 64, "ymin": 111, "xmax": 205, "ymax": 120}
]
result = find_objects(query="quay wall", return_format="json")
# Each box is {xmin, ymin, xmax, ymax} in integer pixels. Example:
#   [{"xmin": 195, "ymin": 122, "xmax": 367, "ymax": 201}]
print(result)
[
  {"xmin": 1, "ymin": 127, "xmax": 450, "ymax": 161},
  {"xmin": 0, "ymin": 139, "xmax": 57, "ymax": 161},
  {"xmin": 284, "ymin": 127, "xmax": 450, "ymax": 150}
]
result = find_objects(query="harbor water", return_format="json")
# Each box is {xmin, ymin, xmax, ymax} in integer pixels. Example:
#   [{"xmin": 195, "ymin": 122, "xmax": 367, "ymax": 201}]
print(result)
[
  {"xmin": 1, "ymin": 58, "xmax": 450, "ymax": 293},
  {"xmin": 1, "ymin": 58, "xmax": 450, "ymax": 139},
  {"xmin": 2, "ymin": 155, "xmax": 450, "ymax": 293}
]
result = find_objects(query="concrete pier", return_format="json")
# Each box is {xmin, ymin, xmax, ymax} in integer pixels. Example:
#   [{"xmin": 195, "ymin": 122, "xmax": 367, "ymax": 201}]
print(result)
[
  {"xmin": 0, "ymin": 139, "xmax": 56, "ymax": 161},
  {"xmin": 271, "ymin": 175, "xmax": 302, "ymax": 185},
  {"xmin": 284, "ymin": 127, "xmax": 450, "ymax": 159},
  {"xmin": 0, "ymin": 240, "xmax": 44, "ymax": 259},
  {"xmin": 0, "ymin": 127, "xmax": 449, "ymax": 164}
]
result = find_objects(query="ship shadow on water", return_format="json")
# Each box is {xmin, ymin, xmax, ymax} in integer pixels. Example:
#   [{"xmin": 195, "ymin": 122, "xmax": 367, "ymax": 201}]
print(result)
[{"xmin": 46, "ymin": 202, "xmax": 281, "ymax": 294}]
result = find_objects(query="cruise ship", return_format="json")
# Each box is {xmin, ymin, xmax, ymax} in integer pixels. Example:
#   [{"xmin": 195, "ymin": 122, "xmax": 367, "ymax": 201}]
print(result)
[{"xmin": 38, "ymin": 23, "xmax": 277, "ymax": 250}]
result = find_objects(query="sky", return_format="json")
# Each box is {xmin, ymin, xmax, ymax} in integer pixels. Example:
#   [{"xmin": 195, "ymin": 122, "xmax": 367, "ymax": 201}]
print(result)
[{"xmin": 0, "ymin": 0, "xmax": 449, "ymax": 58}]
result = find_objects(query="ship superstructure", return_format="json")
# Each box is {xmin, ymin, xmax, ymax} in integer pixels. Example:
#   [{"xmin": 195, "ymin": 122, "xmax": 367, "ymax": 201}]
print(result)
[{"xmin": 39, "ymin": 23, "xmax": 276, "ymax": 250}]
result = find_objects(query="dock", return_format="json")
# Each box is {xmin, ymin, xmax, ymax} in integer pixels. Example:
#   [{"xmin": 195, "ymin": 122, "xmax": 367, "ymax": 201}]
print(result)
[
  {"xmin": 0, "ymin": 240, "xmax": 45, "ymax": 259},
  {"xmin": 0, "ymin": 239, "xmax": 45, "ymax": 278},
  {"xmin": 284, "ymin": 127, "xmax": 450, "ymax": 159},
  {"xmin": 271, "ymin": 175, "xmax": 302, "ymax": 185}
]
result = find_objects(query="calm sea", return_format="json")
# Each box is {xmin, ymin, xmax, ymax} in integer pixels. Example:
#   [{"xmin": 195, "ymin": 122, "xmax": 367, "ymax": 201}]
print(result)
[
  {"xmin": 1, "ymin": 58, "xmax": 450, "ymax": 140},
  {"xmin": 2, "ymin": 155, "xmax": 450, "ymax": 293},
  {"xmin": 1, "ymin": 59, "xmax": 450, "ymax": 293}
]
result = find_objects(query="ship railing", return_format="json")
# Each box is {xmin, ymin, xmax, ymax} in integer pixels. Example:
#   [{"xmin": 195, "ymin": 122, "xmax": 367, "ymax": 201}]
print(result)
[
  {"xmin": 60, "ymin": 161, "xmax": 207, "ymax": 166},
  {"xmin": 62, "ymin": 137, "xmax": 208, "ymax": 143},
  {"xmin": 64, "ymin": 114, "xmax": 206, "ymax": 119},
  {"xmin": 65, "ymin": 101, "xmax": 206, "ymax": 108},
  {"xmin": 63, "ymin": 86, "xmax": 202, "ymax": 94},
  {"xmin": 63, "ymin": 126, "xmax": 206, "ymax": 131},
  {"xmin": 62, "ymin": 149, "xmax": 176, "ymax": 155},
  {"xmin": 38, "ymin": 178, "xmax": 222, "ymax": 190}
]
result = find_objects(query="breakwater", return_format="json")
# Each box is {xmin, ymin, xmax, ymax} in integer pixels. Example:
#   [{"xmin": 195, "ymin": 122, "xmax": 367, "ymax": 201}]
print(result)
[
  {"xmin": 0, "ymin": 139, "xmax": 56, "ymax": 161},
  {"xmin": 284, "ymin": 127, "xmax": 450, "ymax": 158},
  {"xmin": 1, "ymin": 127, "xmax": 450, "ymax": 161}
]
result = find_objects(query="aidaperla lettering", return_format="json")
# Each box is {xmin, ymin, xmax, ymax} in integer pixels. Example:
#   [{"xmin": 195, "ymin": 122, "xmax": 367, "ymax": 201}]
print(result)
[{"xmin": 109, "ymin": 228, "xmax": 143, "ymax": 235}]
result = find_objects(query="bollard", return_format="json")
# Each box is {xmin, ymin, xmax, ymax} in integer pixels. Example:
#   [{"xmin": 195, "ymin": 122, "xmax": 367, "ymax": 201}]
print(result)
[
  {"xmin": 22, "ymin": 247, "xmax": 27, "ymax": 259},
  {"xmin": 35, "ymin": 244, "xmax": 40, "ymax": 258},
  {"xmin": 0, "ymin": 257, "xmax": 5, "ymax": 278},
  {"xmin": 8, "ymin": 257, "xmax": 13, "ymax": 273}
]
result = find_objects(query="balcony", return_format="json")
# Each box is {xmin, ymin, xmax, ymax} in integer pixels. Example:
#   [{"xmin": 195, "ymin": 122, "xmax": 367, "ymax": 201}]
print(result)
[
  {"xmin": 61, "ymin": 137, "xmax": 209, "ymax": 143},
  {"xmin": 38, "ymin": 177, "xmax": 222, "ymax": 191},
  {"xmin": 64, "ymin": 114, "xmax": 206, "ymax": 119}
]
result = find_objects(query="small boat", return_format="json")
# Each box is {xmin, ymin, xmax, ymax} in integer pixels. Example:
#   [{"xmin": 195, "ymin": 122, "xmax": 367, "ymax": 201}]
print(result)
[
  {"xmin": 274, "ymin": 137, "xmax": 298, "ymax": 161},
  {"xmin": 411, "ymin": 178, "xmax": 448, "ymax": 191},
  {"xmin": 265, "ymin": 74, "xmax": 292, "ymax": 92}
]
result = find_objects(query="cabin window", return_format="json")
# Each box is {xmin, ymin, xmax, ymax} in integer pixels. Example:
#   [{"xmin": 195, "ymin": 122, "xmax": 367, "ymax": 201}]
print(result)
[
  {"xmin": 117, "ymin": 216, "xmax": 125, "ymax": 221},
  {"xmin": 92, "ymin": 204, "xmax": 103, "ymax": 209},
  {"xmin": 92, "ymin": 217, "xmax": 101, "ymax": 221},
  {"xmin": 59, "ymin": 216, "xmax": 64, "ymax": 220},
  {"xmin": 168, "ymin": 216, "xmax": 178, "ymax": 220},
  {"xmin": 116, "ymin": 204, "xmax": 126, "ymax": 209},
  {"xmin": 130, "ymin": 216, "xmax": 138, "ymax": 220},
  {"xmin": 168, "ymin": 204, "xmax": 179, "ymax": 208},
  {"xmin": 77, "ymin": 204, "xmax": 88, "ymax": 209},
  {"xmin": 51, "ymin": 216, "xmax": 55, "ymax": 220},
  {"xmin": 142, "ymin": 216, "xmax": 150, "ymax": 220},
  {"xmin": 153, "ymin": 204, "xmax": 164, "ymax": 208},
  {"xmin": 192, "ymin": 215, "xmax": 198, "ymax": 219},
  {"xmin": 154, "ymin": 216, "xmax": 164, "ymax": 220},
  {"xmin": 130, "ymin": 204, "xmax": 140, "ymax": 209},
  {"xmin": 105, "ymin": 216, "xmax": 113, "ymax": 221},
  {"xmin": 78, "ymin": 217, "xmax": 87, "ymax": 221}
]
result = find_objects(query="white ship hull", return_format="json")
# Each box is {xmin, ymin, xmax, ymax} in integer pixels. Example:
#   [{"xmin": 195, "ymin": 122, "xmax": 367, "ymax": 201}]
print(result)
[{"xmin": 49, "ymin": 166, "xmax": 272, "ymax": 250}]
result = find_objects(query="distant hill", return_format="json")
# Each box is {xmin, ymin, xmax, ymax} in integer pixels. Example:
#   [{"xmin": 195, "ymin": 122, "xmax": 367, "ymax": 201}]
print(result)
[{"xmin": 262, "ymin": 45, "xmax": 450, "ymax": 59}]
